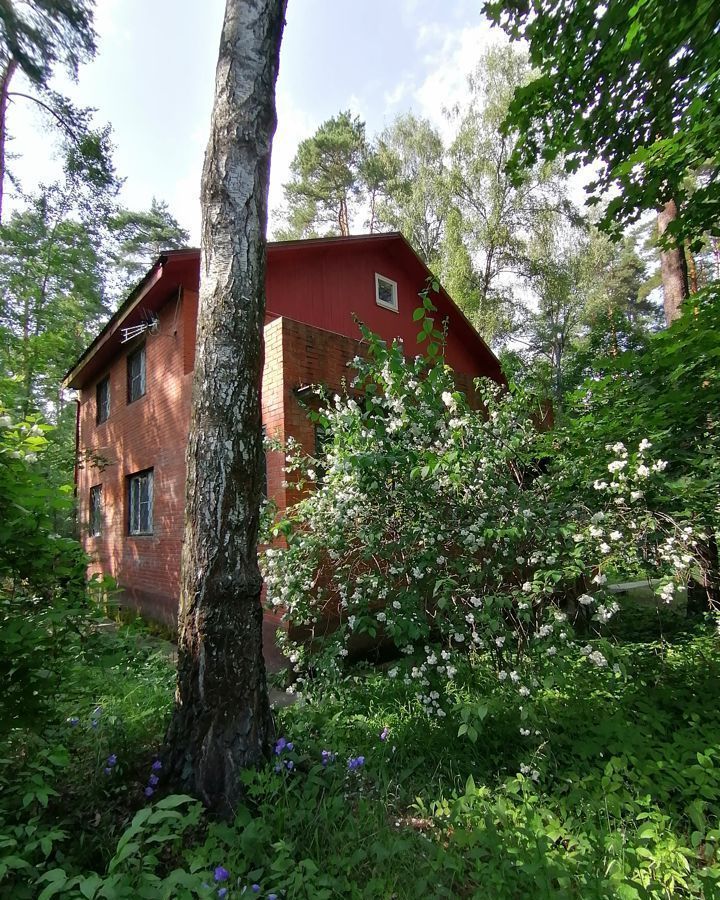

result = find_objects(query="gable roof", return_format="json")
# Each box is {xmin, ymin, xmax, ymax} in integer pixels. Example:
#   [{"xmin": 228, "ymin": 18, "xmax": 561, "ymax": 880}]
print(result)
[{"xmin": 63, "ymin": 232, "xmax": 501, "ymax": 389}]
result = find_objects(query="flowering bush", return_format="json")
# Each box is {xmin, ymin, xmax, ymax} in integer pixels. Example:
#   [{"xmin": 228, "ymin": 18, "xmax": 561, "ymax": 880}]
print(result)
[{"xmin": 263, "ymin": 314, "xmax": 699, "ymax": 713}]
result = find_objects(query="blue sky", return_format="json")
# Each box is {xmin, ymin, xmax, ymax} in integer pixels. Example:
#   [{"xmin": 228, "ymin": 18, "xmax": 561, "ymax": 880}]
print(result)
[{"xmin": 8, "ymin": 0, "xmax": 500, "ymax": 241}]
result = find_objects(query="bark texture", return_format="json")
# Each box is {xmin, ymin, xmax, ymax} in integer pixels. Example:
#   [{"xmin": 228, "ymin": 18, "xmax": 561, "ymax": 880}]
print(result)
[
  {"xmin": 657, "ymin": 199, "xmax": 689, "ymax": 325},
  {"xmin": 0, "ymin": 58, "xmax": 18, "ymax": 223},
  {"xmin": 165, "ymin": 0, "xmax": 287, "ymax": 817}
]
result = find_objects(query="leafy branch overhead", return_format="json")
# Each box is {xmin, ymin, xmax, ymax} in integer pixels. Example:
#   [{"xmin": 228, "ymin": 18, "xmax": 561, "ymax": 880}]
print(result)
[{"xmin": 483, "ymin": 0, "xmax": 720, "ymax": 247}]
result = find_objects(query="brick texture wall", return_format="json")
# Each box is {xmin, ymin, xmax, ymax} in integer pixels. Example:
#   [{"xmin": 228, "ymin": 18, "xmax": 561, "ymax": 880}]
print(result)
[{"xmin": 77, "ymin": 301, "xmax": 482, "ymax": 630}]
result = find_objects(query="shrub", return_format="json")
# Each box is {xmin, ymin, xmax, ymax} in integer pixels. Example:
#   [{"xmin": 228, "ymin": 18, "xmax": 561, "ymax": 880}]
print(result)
[{"xmin": 262, "ymin": 306, "xmax": 700, "ymax": 715}]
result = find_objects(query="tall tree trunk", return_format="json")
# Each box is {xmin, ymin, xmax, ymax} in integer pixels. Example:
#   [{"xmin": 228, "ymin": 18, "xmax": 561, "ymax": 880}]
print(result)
[
  {"xmin": 657, "ymin": 199, "xmax": 689, "ymax": 325},
  {"xmin": 165, "ymin": 0, "xmax": 287, "ymax": 818},
  {"xmin": 0, "ymin": 58, "xmax": 18, "ymax": 224},
  {"xmin": 338, "ymin": 196, "xmax": 349, "ymax": 236}
]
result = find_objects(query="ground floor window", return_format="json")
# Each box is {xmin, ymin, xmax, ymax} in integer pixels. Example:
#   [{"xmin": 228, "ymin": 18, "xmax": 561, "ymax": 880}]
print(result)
[
  {"xmin": 128, "ymin": 468, "xmax": 153, "ymax": 535},
  {"xmin": 89, "ymin": 484, "xmax": 102, "ymax": 536}
]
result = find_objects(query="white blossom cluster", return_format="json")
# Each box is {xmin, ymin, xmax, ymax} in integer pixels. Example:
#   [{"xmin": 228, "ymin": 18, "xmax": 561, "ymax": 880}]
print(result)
[{"xmin": 261, "ymin": 337, "xmax": 699, "ymax": 712}]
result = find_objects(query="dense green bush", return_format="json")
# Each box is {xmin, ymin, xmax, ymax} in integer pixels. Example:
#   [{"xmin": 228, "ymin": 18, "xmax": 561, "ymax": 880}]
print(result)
[{"xmin": 262, "ymin": 301, "xmax": 700, "ymax": 716}]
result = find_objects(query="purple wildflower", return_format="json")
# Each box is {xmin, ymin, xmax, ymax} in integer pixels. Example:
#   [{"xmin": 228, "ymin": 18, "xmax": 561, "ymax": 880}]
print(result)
[
  {"xmin": 148, "ymin": 773, "xmax": 159, "ymax": 787},
  {"xmin": 67, "ymin": 716, "xmax": 79, "ymax": 727},
  {"xmin": 107, "ymin": 754, "xmax": 117, "ymax": 767},
  {"xmin": 151, "ymin": 759, "xmax": 162, "ymax": 772},
  {"xmin": 251, "ymin": 886, "xmax": 260, "ymax": 894},
  {"xmin": 348, "ymin": 755, "xmax": 365, "ymax": 770},
  {"xmin": 217, "ymin": 890, "xmax": 228, "ymax": 899},
  {"xmin": 286, "ymin": 742, "xmax": 294, "ymax": 751},
  {"xmin": 103, "ymin": 767, "xmax": 112, "ymax": 776},
  {"xmin": 285, "ymin": 760, "xmax": 294, "ymax": 771},
  {"xmin": 380, "ymin": 727, "xmax": 390, "ymax": 742},
  {"xmin": 321, "ymin": 750, "xmax": 336, "ymax": 767},
  {"xmin": 214, "ymin": 866, "xmax": 230, "ymax": 883},
  {"xmin": 144, "ymin": 786, "xmax": 155, "ymax": 798},
  {"xmin": 268, "ymin": 894, "xmax": 278, "ymax": 900},
  {"xmin": 274, "ymin": 737, "xmax": 287, "ymax": 755},
  {"xmin": 274, "ymin": 764, "xmax": 282, "ymax": 774}
]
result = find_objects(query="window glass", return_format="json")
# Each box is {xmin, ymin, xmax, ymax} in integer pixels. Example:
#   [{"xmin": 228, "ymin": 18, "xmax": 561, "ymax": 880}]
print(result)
[
  {"xmin": 96, "ymin": 377, "xmax": 110, "ymax": 424},
  {"xmin": 89, "ymin": 484, "xmax": 102, "ymax": 536},
  {"xmin": 375, "ymin": 273, "xmax": 398, "ymax": 311},
  {"xmin": 128, "ymin": 468, "xmax": 153, "ymax": 534},
  {"xmin": 127, "ymin": 345, "xmax": 146, "ymax": 403}
]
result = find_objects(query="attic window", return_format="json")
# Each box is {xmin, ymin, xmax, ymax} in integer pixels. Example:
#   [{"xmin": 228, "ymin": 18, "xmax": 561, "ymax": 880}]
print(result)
[{"xmin": 375, "ymin": 273, "xmax": 398, "ymax": 312}]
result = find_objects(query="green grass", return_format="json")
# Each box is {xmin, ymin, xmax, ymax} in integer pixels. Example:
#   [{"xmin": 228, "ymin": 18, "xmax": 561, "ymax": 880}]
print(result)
[{"xmin": 2, "ymin": 610, "xmax": 720, "ymax": 899}]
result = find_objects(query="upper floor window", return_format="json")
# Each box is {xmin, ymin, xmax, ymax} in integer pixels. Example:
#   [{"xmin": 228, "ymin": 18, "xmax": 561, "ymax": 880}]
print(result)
[
  {"xmin": 375, "ymin": 273, "xmax": 398, "ymax": 312},
  {"xmin": 127, "ymin": 345, "xmax": 146, "ymax": 403},
  {"xmin": 96, "ymin": 376, "xmax": 110, "ymax": 424},
  {"xmin": 89, "ymin": 484, "xmax": 102, "ymax": 536},
  {"xmin": 128, "ymin": 468, "xmax": 153, "ymax": 535}
]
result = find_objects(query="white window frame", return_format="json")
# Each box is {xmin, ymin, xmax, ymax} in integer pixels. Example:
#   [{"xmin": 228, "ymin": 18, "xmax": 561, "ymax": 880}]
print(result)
[
  {"xmin": 375, "ymin": 272, "xmax": 398, "ymax": 312},
  {"xmin": 128, "ymin": 468, "xmax": 153, "ymax": 535},
  {"xmin": 89, "ymin": 484, "xmax": 103, "ymax": 537},
  {"xmin": 127, "ymin": 344, "xmax": 146, "ymax": 404}
]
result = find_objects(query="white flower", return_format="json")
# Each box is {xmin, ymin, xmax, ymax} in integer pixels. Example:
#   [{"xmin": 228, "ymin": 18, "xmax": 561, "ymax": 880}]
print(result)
[
  {"xmin": 522, "ymin": 581, "xmax": 532, "ymax": 593},
  {"xmin": 578, "ymin": 594, "xmax": 594, "ymax": 606},
  {"xmin": 588, "ymin": 650, "xmax": 608, "ymax": 668},
  {"xmin": 441, "ymin": 391, "xmax": 456, "ymax": 411},
  {"xmin": 24, "ymin": 452, "xmax": 37, "ymax": 463},
  {"xmin": 0, "ymin": 415, "xmax": 12, "ymax": 428},
  {"xmin": 520, "ymin": 728, "xmax": 531, "ymax": 736},
  {"xmin": 595, "ymin": 602, "xmax": 619, "ymax": 624},
  {"xmin": 495, "ymin": 636, "xmax": 505, "ymax": 647},
  {"xmin": 376, "ymin": 612, "xmax": 386, "ymax": 622},
  {"xmin": 600, "ymin": 542, "xmax": 611, "ymax": 554},
  {"xmin": 519, "ymin": 686, "xmax": 530, "ymax": 697},
  {"xmin": 652, "ymin": 459, "xmax": 668, "ymax": 472},
  {"xmin": 453, "ymin": 632, "xmax": 465, "ymax": 643},
  {"xmin": 609, "ymin": 442, "xmax": 627, "ymax": 455},
  {"xmin": 347, "ymin": 615, "xmax": 356, "ymax": 630},
  {"xmin": 609, "ymin": 530, "xmax": 622, "ymax": 541},
  {"xmin": 636, "ymin": 464, "xmax": 650, "ymax": 478},
  {"xmin": 388, "ymin": 667, "xmax": 398, "ymax": 679},
  {"xmin": 608, "ymin": 460, "xmax": 627, "ymax": 473},
  {"xmin": 510, "ymin": 671, "xmax": 520, "ymax": 683},
  {"xmin": 498, "ymin": 670, "xmax": 508, "ymax": 681},
  {"xmin": 516, "ymin": 556, "xmax": 525, "ymax": 565},
  {"xmin": 392, "ymin": 601, "xmax": 401, "ymax": 610},
  {"xmin": 630, "ymin": 490, "xmax": 643, "ymax": 500},
  {"xmin": 546, "ymin": 645, "xmax": 557, "ymax": 656},
  {"xmin": 591, "ymin": 512, "xmax": 605, "ymax": 524},
  {"xmin": 593, "ymin": 480, "xmax": 608, "ymax": 491},
  {"xmin": 592, "ymin": 572, "xmax": 607, "ymax": 585},
  {"xmin": 638, "ymin": 438, "xmax": 652, "ymax": 452}
]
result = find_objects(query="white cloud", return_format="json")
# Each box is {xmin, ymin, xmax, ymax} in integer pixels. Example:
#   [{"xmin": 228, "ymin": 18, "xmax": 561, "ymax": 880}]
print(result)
[{"xmin": 415, "ymin": 22, "xmax": 500, "ymax": 143}]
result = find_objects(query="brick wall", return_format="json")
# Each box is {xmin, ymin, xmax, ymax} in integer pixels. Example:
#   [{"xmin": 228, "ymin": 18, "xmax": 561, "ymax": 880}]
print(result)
[
  {"xmin": 78, "ymin": 288, "xmax": 192, "ymax": 625},
  {"xmin": 77, "ymin": 303, "xmax": 483, "ymax": 628}
]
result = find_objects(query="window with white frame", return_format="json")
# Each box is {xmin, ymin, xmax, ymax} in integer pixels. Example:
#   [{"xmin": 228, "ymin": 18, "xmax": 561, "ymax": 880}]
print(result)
[
  {"xmin": 128, "ymin": 468, "xmax": 153, "ymax": 535},
  {"xmin": 89, "ymin": 484, "xmax": 102, "ymax": 536},
  {"xmin": 127, "ymin": 344, "xmax": 146, "ymax": 403},
  {"xmin": 96, "ymin": 376, "xmax": 110, "ymax": 424},
  {"xmin": 375, "ymin": 273, "xmax": 398, "ymax": 312}
]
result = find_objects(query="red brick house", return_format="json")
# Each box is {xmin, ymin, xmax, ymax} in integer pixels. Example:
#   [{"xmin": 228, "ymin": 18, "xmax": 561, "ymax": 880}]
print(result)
[{"xmin": 64, "ymin": 232, "xmax": 503, "ymax": 638}]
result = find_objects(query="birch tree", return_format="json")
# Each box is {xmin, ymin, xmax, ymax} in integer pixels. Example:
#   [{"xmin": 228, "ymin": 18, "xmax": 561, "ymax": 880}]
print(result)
[{"xmin": 165, "ymin": 0, "xmax": 287, "ymax": 817}]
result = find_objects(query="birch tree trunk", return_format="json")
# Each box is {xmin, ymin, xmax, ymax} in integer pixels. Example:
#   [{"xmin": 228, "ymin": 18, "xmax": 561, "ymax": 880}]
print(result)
[{"xmin": 165, "ymin": 0, "xmax": 287, "ymax": 818}]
